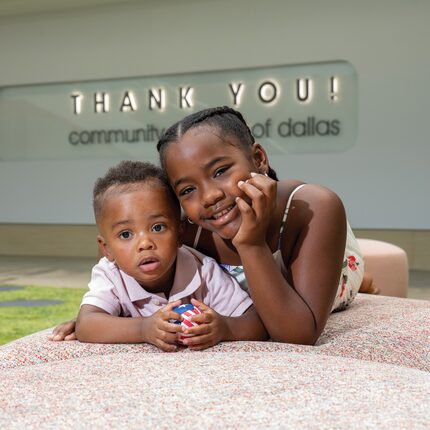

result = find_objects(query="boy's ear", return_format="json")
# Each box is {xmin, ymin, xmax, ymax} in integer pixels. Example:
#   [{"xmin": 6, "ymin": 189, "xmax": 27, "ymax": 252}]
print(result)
[
  {"xmin": 252, "ymin": 143, "xmax": 270, "ymax": 174},
  {"xmin": 97, "ymin": 235, "xmax": 114, "ymax": 262}
]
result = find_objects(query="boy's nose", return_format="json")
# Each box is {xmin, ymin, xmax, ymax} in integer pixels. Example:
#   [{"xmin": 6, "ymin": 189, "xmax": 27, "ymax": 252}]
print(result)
[{"xmin": 138, "ymin": 235, "xmax": 155, "ymax": 251}]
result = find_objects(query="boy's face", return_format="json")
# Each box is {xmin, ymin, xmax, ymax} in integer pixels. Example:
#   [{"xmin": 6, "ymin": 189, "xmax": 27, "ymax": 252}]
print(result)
[{"xmin": 97, "ymin": 182, "xmax": 180, "ymax": 294}]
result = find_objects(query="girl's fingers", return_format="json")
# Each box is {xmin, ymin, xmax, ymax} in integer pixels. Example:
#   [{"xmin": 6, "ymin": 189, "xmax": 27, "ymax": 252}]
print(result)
[
  {"xmin": 64, "ymin": 332, "xmax": 77, "ymax": 341},
  {"xmin": 246, "ymin": 173, "xmax": 277, "ymax": 207},
  {"xmin": 235, "ymin": 196, "xmax": 255, "ymax": 223},
  {"xmin": 238, "ymin": 181, "xmax": 267, "ymax": 216}
]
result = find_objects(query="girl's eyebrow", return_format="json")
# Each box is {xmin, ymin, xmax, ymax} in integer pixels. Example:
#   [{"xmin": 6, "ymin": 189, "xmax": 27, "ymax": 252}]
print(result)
[{"xmin": 173, "ymin": 156, "xmax": 229, "ymax": 189}]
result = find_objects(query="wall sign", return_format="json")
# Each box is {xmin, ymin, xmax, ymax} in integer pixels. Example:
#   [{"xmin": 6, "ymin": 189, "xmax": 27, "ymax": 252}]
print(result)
[{"xmin": 0, "ymin": 61, "xmax": 357, "ymax": 161}]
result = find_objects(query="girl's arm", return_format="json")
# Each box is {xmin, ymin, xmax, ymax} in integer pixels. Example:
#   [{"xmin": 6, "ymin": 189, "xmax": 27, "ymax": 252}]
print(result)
[{"xmin": 235, "ymin": 178, "xmax": 346, "ymax": 345}]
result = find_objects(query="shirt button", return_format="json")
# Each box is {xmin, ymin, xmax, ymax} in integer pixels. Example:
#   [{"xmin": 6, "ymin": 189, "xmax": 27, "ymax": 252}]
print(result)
[{"xmin": 152, "ymin": 299, "xmax": 160, "ymax": 306}]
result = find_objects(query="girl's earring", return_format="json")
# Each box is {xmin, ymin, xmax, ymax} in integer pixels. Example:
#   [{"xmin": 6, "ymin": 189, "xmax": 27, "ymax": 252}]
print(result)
[{"xmin": 187, "ymin": 218, "xmax": 194, "ymax": 224}]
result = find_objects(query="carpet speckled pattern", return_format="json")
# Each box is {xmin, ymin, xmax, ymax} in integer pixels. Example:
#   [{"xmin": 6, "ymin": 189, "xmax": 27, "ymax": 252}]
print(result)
[{"xmin": 1, "ymin": 294, "xmax": 429, "ymax": 428}]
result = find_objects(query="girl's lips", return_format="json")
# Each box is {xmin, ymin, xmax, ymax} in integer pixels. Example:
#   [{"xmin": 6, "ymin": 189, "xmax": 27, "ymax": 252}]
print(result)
[
  {"xmin": 138, "ymin": 258, "xmax": 160, "ymax": 273},
  {"xmin": 207, "ymin": 203, "xmax": 238, "ymax": 227},
  {"xmin": 212, "ymin": 204, "xmax": 234, "ymax": 220}
]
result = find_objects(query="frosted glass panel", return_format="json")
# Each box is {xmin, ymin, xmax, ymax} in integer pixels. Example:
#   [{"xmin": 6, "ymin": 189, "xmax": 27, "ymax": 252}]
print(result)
[{"xmin": 0, "ymin": 61, "xmax": 357, "ymax": 161}]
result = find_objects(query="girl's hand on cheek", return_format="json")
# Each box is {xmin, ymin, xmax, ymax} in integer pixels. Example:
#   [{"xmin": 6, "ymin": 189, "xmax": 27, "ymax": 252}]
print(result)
[{"xmin": 233, "ymin": 172, "xmax": 277, "ymax": 249}]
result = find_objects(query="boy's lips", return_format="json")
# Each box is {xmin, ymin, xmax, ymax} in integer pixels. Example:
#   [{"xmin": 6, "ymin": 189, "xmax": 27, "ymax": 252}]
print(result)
[{"xmin": 138, "ymin": 257, "xmax": 160, "ymax": 273}]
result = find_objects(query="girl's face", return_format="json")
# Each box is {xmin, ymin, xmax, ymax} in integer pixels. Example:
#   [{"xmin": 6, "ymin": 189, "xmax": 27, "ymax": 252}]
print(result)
[{"xmin": 164, "ymin": 126, "xmax": 268, "ymax": 240}]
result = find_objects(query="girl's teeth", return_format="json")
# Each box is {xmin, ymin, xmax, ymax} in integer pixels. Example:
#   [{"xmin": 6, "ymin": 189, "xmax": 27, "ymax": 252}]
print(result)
[{"xmin": 213, "ymin": 206, "xmax": 232, "ymax": 219}]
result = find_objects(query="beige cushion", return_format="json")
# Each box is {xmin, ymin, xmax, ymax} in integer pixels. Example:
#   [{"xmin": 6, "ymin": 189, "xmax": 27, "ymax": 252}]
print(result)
[{"xmin": 357, "ymin": 238, "xmax": 409, "ymax": 297}]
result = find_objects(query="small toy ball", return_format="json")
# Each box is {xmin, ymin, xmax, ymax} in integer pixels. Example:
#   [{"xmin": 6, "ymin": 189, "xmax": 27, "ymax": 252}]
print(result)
[{"xmin": 171, "ymin": 303, "xmax": 202, "ymax": 344}]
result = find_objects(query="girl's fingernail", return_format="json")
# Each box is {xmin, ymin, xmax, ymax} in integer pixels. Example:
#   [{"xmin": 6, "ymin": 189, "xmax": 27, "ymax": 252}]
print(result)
[
  {"xmin": 238, "ymin": 180, "xmax": 245, "ymax": 186},
  {"xmin": 250, "ymin": 172, "xmax": 258, "ymax": 177}
]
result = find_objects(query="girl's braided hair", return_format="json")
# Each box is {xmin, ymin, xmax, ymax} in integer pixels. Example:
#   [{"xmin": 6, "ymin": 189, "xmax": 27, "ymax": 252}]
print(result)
[{"xmin": 157, "ymin": 106, "xmax": 278, "ymax": 180}]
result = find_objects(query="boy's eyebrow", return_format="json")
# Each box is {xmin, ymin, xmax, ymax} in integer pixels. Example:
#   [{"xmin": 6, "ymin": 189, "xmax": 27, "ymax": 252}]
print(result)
[
  {"xmin": 173, "ymin": 155, "xmax": 229, "ymax": 188},
  {"xmin": 111, "ymin": 219, "xmax": 132, "ymax": 229},
  {"xmin": 111, "ymin": 213, "xmax": 170, "ymax": 229}
]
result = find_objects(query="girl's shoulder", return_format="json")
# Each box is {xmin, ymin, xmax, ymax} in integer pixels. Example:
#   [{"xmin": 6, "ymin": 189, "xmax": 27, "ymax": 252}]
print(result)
[
  {"xmin": 277, "ymin": 180, "xmax": 346, "ymax": 229},
  {"xmin": 277, "ymin": 180, "xmax": 347, "ymax": 263},
  {"xmin": 278, "ymin": 180, "xmax": 344, "ymax": 209}
]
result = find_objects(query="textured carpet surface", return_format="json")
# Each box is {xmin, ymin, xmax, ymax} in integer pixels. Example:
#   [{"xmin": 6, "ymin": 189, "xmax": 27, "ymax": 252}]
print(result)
[
  {"xmin": 1, "ymin": 294, "xmax": 429, "ymax": 428},
  {"xmin": 1, "ymin": 294, "xmax": 429, "ymax": 371},
  {"xmin": 1, "ymin": 352, "xmax": 429, "ymax": 429}
]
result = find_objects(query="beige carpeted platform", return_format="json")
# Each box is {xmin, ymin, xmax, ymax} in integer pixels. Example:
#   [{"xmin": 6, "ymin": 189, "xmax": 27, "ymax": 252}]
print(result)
[{"xmin": 1, "ymin": 294, "xmax": 429, "ymax": 429}]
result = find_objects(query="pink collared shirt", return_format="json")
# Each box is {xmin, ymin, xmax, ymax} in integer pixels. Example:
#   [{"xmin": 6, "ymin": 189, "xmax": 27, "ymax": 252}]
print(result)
[{"xmin": 81, "ymin": 245, "xmax": 252, "ymax": 318}]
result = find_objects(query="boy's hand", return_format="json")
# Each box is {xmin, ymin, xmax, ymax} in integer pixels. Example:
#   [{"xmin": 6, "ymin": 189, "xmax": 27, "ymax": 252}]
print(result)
[
  {"xmin": 48, "ymin": 319, "xmax": 77, "ymax": 341},
  {"xmin": 180, "ymin": 298, "xmax": 231, "ymax": 351},
  {"xmin": 142, "ymin": 300, "xmax": 184, "ymax": 352}
]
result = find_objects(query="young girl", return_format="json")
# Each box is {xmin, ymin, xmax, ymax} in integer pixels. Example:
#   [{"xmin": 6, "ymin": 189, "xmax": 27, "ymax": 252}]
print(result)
[{"xmin": 51, "ymin": 106, "xmax": 368, "ymax": 346}]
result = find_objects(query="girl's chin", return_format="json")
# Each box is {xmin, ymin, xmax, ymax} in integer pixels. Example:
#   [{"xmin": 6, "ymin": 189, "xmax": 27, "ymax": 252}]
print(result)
[{"xmin": 208, "ymin": 220, "xmax": 240, "ymax": 241}]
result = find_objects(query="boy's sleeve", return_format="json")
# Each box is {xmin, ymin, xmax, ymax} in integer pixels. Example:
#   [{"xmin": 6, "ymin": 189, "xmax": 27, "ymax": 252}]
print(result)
[
  {"xmin": 81, "ymin": 261, "xmax": 122, "ymax": 316},
  {"xmin": 203, "ymin": 258, "xmax": 253, "ymax": 317}
]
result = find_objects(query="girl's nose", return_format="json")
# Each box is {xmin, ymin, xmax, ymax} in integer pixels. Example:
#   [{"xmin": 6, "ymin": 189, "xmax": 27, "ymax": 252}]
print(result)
[{"xmin": 202, "ymin": 184, "xmax": 224, "ymax": 209}]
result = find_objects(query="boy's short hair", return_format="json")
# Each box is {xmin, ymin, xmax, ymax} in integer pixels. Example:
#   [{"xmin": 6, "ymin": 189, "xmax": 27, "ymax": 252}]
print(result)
[{"xmin": 93, "ymin": 160, "xmax": 180, "ymax": 221}]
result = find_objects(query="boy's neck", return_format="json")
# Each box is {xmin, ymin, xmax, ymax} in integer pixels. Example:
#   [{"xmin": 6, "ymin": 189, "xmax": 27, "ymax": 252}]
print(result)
[{"xmin": 137, "ymin": 260, "xmax": 176, "ymax": 299}]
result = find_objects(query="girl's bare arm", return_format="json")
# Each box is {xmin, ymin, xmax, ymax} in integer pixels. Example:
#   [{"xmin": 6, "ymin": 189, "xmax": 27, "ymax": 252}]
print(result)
[{"xmin": 235, "ymin": 179, "xmax": 346, "ymax": 344}]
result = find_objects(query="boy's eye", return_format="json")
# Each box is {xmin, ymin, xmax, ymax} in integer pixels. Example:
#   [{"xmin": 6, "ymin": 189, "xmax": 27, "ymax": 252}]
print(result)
[
  {"xmin": 152, "ymin": 224, "xmax": 166, "ymax": 233},
  {"xmin": 119, "ymin": 231, "xmax": 133, "ymax": 240}
]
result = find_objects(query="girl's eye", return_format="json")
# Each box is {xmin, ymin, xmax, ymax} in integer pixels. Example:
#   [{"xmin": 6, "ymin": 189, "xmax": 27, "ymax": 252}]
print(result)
[
  {"xmin": 214, "ymin": 166, "xmax": 228, "ymax": 178},
  {"xmin": 179, "ymin": 186, "xmax": 194, "ymax": 196},
  {"xmin": 152, "ymin": 224, "xmax": 166, "ymax": 233},
  {"xmin": 119, "ymin": 231, "xmax": 132, "ymax": 240}
]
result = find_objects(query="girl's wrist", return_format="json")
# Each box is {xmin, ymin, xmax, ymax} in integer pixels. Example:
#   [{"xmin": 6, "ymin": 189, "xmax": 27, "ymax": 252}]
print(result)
[{"xmin": 234, "ymin": 242, "xmax": 271, "ymax": 256}]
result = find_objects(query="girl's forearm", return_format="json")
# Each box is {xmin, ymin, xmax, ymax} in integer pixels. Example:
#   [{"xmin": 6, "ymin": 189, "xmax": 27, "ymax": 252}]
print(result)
[
  {"xmin": 223, "ymin": 306, "xmax": 268, "ymax": 342},
  {"xmin": 236, "ymin": 244, "xmax": 321, "ymax": 345}
]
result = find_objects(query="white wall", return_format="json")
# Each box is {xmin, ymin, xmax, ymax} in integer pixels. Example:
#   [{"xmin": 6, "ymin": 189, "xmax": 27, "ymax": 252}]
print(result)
[{"xmin": 0, "ymin": 0, "xmax": 429, "ymax": 228}]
